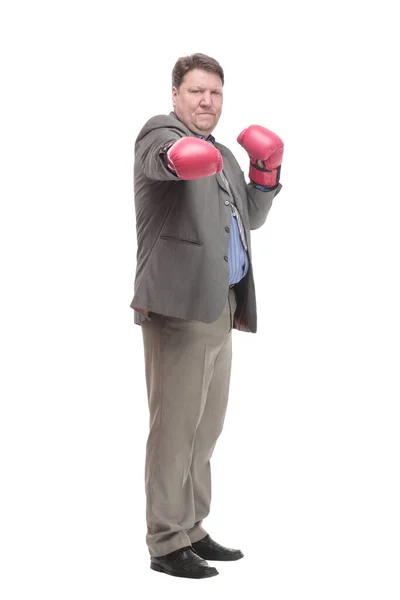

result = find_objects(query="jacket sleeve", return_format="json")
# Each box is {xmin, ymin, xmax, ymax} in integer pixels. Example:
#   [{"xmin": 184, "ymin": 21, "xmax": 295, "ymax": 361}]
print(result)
[
  {"xmin": 246, "ymin": 179, "xmax": 282, "ymax": 230},
  {"xmin": 136, "ymin": 128, "xmax": 183, "ymax": 181}
]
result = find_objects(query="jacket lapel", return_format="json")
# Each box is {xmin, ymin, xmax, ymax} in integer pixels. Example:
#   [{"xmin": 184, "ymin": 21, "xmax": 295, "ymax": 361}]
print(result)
[{"xmin": 216, "ymin": 171, "xmax": 230, "ymax": 195}]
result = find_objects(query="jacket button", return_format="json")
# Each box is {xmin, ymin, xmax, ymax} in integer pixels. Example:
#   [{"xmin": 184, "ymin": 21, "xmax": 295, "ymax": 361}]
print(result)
[
  {"xmin": 224, "ymin": 200, "xmax": 230, "ymax": 206},
  {"xmin": 224, "ymin": 255, "xmax": 228, "ymax": 261},
  {"xmin": 225, "ymin": 226, "xmax": 230, "ymax": 233}
]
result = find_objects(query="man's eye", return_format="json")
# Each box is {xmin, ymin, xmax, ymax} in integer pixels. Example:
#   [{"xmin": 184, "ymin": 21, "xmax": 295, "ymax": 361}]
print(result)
[{"xmin": 191, "ymin": 90, "xmax": 200, "ymax": 93}]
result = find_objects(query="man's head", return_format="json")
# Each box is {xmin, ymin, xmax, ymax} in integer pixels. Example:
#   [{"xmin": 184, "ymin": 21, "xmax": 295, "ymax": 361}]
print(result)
[{"xmin": 172, "ymin": 53, "xmax": 224, "ymax": 137}]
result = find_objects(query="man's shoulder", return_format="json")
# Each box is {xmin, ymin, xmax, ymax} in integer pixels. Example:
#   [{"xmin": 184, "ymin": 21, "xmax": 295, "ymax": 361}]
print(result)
[
  {"xmin": 136, "ymin": 112, "xmax": 190, "ymax": 143},
  {"xmin": 141, "ymin": 112, "xmax": 182, "ymax": 130}
]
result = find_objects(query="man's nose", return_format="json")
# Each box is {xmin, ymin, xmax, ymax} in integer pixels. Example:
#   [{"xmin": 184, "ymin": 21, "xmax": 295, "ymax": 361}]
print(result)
[{"xmin": 200, "ymin": 92, "xmax": 212, "ymax": 106}]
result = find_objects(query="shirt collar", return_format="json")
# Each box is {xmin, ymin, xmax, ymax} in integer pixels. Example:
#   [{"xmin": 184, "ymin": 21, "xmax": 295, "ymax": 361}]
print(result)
[{"xmin": 194, "ymin": 132, "xmax": 216, "ymax": 145}]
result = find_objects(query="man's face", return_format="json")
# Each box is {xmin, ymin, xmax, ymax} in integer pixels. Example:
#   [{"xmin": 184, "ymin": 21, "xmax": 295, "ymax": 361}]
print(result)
[{"xmin": 172, "ymin": 68, "xmax": 223, "ymax": 137}]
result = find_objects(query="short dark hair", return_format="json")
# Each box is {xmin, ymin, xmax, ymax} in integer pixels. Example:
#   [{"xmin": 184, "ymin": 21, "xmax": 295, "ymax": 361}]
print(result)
[{"xmin": 172, "ymin": 53, "xmax": 224, "ymax": 89}]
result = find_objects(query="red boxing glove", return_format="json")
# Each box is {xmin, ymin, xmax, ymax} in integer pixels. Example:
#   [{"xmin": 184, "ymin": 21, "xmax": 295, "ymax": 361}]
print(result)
[
  {"xmin": 237, "ymin": 125, "xmax": 284, "ymax": 187},
  {"xmin": 167, "ymin": 137, "xmax": 223, "ymax": 180}
]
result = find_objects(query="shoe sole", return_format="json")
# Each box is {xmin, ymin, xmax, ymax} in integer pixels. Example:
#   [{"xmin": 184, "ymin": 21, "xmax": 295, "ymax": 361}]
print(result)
[{"xmin": 150, "ymin": 563, "xmax": 219, "ymax": 578}]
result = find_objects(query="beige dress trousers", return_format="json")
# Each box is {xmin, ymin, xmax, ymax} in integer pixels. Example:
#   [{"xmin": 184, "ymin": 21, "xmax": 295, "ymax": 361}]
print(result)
[{"xmin": 141, "ymin": 286, "xmax": 237, "ymax": 557}]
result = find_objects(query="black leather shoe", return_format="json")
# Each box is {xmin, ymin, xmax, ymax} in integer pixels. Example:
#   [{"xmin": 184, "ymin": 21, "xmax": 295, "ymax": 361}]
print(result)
[
  {"xmin": 150, "ymin": 546, "xmax": 219, "ymax": 578},
  {"xmin": 191, "ymin": 535, "xmax": 244, "ymax": 561}
]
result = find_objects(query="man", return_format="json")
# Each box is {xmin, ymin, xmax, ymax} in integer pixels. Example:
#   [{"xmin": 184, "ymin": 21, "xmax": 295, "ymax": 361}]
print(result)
[{"xmin": 130, "ymin": 53, "xmax": 284, "ymax": 578}]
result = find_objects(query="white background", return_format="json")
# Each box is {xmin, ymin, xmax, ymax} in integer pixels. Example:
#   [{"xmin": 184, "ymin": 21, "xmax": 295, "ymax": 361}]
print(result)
[{"xmin": 1, "ymin": 1, "xmax": 399, "ymax": 598}]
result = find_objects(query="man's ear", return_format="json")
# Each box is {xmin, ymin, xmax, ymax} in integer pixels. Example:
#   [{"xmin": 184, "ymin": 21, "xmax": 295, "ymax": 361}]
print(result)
[{"xmin": 172, "ymin": 86, "xmax": 178, "ymax": 107}]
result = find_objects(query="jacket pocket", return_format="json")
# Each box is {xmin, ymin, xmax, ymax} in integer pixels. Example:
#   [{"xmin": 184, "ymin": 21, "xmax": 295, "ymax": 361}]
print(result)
[{"xmin": 159, "ymin": 235, "xmax": 203, "ymax": 246}]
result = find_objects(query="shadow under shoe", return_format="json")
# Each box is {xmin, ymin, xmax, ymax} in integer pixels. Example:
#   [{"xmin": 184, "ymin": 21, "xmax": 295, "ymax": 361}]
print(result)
[{"xmin": 150, "ymin": 546, "xmax": 219, "ymax": 579}]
